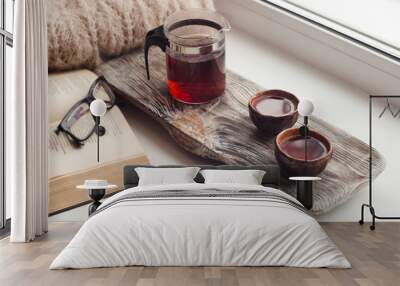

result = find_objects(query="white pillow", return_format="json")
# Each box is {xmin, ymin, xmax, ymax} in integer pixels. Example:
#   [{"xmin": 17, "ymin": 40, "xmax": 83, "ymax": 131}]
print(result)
[
  {"xmin": 200, "ymin": 169, "xmax": 266, "ymax": 185},
  {"xmin": 135, "ymin": 167, "xmax": 200, "ymax": 186}
]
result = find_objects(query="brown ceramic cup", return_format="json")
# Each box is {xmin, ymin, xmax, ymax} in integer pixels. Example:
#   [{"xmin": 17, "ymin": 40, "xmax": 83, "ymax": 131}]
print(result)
[
  {"xmin": 249, "ymin": 90, "xmax": 299, "ymax": 135},
  {"xmin": 275, "ymin": 127, "xmax": 333, "ymax": 177}
]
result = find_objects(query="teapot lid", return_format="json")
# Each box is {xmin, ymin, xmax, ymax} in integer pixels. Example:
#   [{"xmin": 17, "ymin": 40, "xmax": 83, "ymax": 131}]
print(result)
[{"xmin": 164, "ymin": 9, "xmax": 230, "ymax": 51}]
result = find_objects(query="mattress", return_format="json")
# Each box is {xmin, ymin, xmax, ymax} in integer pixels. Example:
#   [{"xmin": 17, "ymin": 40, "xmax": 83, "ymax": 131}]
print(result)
[{"xmin": 50, "ymin": 183, "xmax": 350, "ymax": 269}]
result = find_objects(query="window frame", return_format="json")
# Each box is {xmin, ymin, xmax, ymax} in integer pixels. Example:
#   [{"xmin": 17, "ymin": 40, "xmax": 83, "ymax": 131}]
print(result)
[
  {"xmin": 216, "ymin": 0, "xmax": 400, "ymax": 94},
  {"xmin": 261, "ymin": 0, "xmax": 400, "ymax": 62},
  {"xmin": 0, "ymin": 0, "xmax": 13, "ymax": 231}
]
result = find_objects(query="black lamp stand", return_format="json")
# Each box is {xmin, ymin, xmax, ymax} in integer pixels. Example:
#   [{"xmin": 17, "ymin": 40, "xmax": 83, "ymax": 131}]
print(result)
[
  {"xmin": 94, "ymin": 117, "xmax": 106, "ymax": 162},
  {"xmin": 88, "ymin": 188, "xmax": 106, "ymax": 216},
  {"xmin": 296, "ymin": 180, "xmax": 313, "ymax": 210},
  {"xmin": 292, "ymin": 115, "xmax": 314, "ymax": 210},
  {"xmin": 300, "ymin": 115, "xmax": 309, "ymax": 163}
]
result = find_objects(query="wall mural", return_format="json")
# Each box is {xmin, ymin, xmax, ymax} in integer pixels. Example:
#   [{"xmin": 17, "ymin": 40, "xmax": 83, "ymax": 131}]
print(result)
[{"xmin": 47, "ymin": 0, "xmax": 385, "ymax": 215}]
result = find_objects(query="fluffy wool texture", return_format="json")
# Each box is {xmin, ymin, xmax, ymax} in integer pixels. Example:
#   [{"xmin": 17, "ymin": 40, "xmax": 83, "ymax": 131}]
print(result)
[{"xmin": 47, "ymin": 0, "xmax": 215, "ymax": 71}]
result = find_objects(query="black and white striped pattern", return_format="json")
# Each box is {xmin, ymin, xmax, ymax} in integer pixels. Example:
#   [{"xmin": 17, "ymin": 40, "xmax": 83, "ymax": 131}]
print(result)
[{"xmin": 92, "ymin": 189, "xmax": 308, "ymax": 217}]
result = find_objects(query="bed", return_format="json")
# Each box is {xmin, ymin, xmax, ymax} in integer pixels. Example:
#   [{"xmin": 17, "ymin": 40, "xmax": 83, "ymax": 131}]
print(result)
[{"xmin": 50, "ymin": 165, "xmax": 350, "ymax": 269}]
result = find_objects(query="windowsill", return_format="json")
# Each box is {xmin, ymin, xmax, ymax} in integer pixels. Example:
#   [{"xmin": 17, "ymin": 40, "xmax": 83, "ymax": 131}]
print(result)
[{"xmin": 215, "ymin": 0, "xmax": 400, "ymax": 94}]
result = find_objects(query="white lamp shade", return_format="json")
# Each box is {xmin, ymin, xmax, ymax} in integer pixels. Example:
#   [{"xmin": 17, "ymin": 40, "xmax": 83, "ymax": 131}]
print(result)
[
  {"xmin": 90, "ymin": 99, "xmax": 107, "ymax": 117},
  {"xmin": 298, "ymin": 99, "xmax": 314, "ymax": 116}
]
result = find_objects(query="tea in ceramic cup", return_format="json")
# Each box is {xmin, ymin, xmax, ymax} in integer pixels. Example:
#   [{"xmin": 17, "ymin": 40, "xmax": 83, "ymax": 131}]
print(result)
[
  {"xmin": 275, "ymin": 127, "xmax": 333, "ymax": 176},
  {"xmin": 249, "ymin": 90, "xmax": 299, "ymax": 135}
]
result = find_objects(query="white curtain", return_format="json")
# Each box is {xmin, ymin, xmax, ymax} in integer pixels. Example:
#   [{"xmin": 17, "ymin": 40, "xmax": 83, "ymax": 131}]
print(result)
[{"xmin": 8, "ymin": 0, "xmax": 48, "ymax": 242}]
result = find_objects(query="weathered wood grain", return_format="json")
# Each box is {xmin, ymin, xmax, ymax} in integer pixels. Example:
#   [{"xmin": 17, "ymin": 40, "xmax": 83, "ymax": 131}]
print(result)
[
  {"xmin": 2, "ymin": 222, "xmax": 400, "ymax": 286},
  {"xmin": 95, "ymin": 50, "xmax": 385, "ymax": 215}
]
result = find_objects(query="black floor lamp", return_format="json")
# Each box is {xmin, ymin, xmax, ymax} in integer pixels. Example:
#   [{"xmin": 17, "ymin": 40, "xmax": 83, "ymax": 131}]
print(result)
[
  {"xmin": 289, "ymin": 99, "xmax": 321, "ymax": 210},
  {"xmin": 298, "ymin": 99, "xmax": 314, "ymax": 162}
]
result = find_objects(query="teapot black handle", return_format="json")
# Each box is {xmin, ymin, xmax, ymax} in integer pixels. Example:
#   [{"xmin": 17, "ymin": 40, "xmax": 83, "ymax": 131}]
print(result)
[{"xmin": 144, "ymin": 25, "xmax": 169, "ymax": 80}]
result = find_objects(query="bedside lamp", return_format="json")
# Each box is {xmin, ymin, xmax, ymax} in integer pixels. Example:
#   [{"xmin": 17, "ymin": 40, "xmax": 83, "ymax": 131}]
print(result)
[
  {"xmin": 298, "ymin": 99, "xmax": 314, "ymax": 163},
  {"xmin": 90, "ymin": 99, "xmax": 107, "ymax": 162}
]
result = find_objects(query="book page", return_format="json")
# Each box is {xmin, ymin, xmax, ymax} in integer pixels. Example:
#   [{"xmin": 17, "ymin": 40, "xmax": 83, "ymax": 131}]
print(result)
[
  {"xmin": 48, "ymin": 69, "xmax": 98, "ymax": 123},
  {"xmin": 49, "ymin": 106, "xmax": 145, "ymax": 178}
]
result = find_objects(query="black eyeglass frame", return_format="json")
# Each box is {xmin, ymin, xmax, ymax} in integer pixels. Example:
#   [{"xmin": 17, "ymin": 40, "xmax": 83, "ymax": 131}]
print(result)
[{"xmin": 55, "ymin": 76, "xmax": 116, "ymax": 146}]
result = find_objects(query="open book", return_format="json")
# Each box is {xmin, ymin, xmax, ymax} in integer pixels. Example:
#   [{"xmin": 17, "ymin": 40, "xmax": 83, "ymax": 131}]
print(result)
[{"xmin": 48, "ymin": 70, "xmax": 149, "ymax": 214}]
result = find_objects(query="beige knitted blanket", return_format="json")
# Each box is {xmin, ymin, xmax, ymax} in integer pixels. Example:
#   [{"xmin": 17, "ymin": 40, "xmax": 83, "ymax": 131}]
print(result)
[{"xmin": 47, "ymin": 0, "xmax": 214, "ymax": 71}]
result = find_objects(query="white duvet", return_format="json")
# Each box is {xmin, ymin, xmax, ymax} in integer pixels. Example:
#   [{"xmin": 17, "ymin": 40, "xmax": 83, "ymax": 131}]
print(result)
[{"xmin": 50, "ymin": 183, "xmax": 350, "ymax": 269}]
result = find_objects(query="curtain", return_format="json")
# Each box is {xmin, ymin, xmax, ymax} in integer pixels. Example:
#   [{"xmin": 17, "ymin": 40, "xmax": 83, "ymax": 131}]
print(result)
[{"xmin": 8, "ymin": 0, "xmax": 48, "ymax": 242}]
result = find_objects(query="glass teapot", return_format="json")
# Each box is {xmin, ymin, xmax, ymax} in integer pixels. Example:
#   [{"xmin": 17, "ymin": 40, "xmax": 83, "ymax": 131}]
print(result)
[{"xmin": 144, "ymin": 9, "xmax": 231, "ymax": 104}]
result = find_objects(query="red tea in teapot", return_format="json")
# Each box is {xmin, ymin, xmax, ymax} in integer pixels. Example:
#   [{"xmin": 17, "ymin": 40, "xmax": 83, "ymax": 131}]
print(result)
[
  {"xmin": 166, "ymin": 51, "xmax": 225, "ymax": 104},
  {"xmin": 144, "ymin": 10, "xmax": 230, "ymax": 104}
]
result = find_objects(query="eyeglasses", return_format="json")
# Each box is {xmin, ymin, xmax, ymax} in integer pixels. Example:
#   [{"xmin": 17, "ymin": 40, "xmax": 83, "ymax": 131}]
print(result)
[{"xmin": 55, "ymin": 76, "xmax": 116, "ymax": 147}]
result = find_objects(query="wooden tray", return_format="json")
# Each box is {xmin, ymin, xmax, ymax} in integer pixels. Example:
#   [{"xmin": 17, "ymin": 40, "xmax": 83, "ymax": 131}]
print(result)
[{"xmin": 96, "ymin": 50, "xmax": 385, "ymax": 215}]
